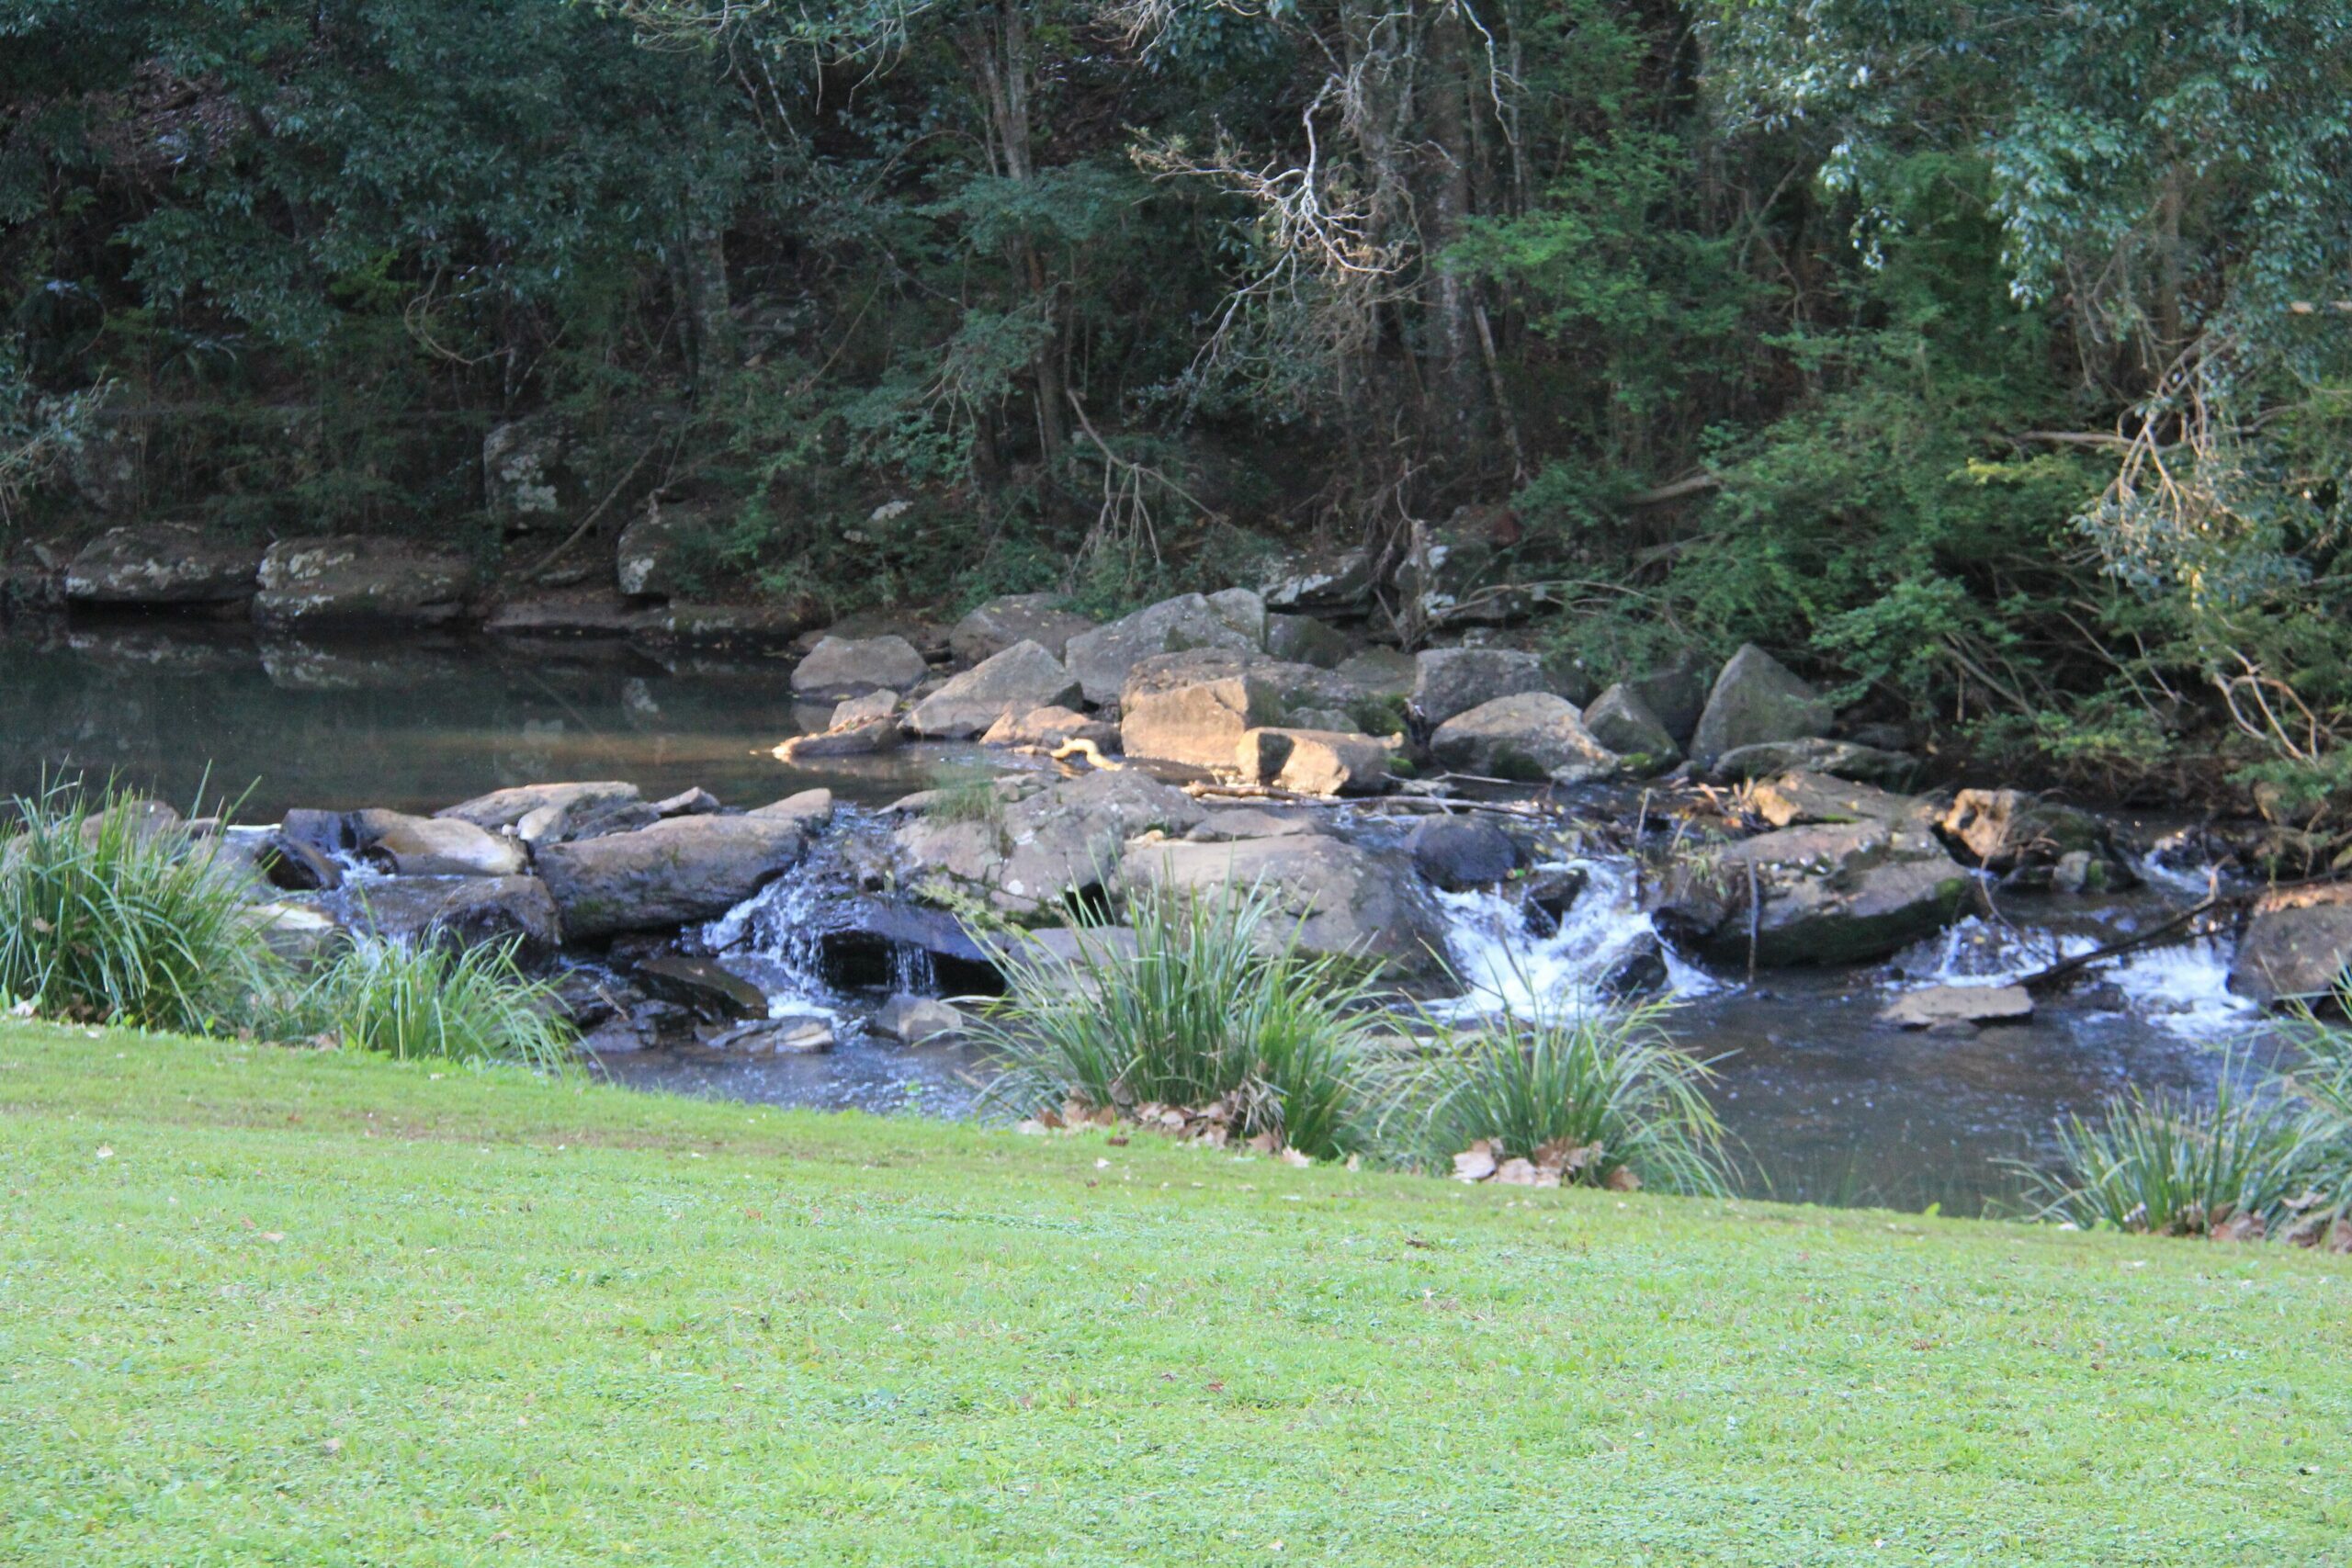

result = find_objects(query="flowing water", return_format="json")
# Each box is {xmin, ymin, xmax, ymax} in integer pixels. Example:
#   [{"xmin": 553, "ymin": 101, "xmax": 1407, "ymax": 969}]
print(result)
[{"xmin": 2, "ymin": 619, "xmax": 2274, "ymax": 1213}]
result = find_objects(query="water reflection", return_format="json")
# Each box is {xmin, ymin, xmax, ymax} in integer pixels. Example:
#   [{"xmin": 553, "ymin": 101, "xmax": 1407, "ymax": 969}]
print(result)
[{"xmin": 0, "ymin": 620, "xmax": 951, "ymax": 817}]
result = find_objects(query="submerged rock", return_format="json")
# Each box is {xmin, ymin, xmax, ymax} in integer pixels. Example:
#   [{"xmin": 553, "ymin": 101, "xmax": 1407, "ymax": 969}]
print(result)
[
  {"xmin": 1688, "ymin": 644, "xmax": 1832, "ymax": 772},
  {"xmin": 1880, "ymin": 984, "xmax": 2034, "ymax": 1030},
  {"xmin": 1428, "ymin": 692, "xmax": 1620, "ymax": 784}
]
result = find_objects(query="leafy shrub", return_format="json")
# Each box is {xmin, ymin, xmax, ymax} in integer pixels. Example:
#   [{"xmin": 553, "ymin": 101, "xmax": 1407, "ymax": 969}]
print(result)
[
  {"xmin": 281, "ymin": 939, "xmax": 576, "ymax": 1073},
  {"xmin": 1403, "ymin": 996, "xmax": 1731, "ymax": 1196},
  {"xmin": 975, "ymin": 883, "xmax": 1394, "ymax": 1161},
  {"xmin": 0, "ymin": 783, "xmax": 281, "ymax": 1033}
]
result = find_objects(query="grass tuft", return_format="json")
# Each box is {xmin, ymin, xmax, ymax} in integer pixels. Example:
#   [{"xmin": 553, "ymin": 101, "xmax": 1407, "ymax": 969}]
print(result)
[
  {"xmin": 0, "ymin": 780, "xmax": 280, "ymax": 1032},
  {"xmin": 276, "ymin": 938, "xmax": 577, "ymax": 1073},
  {"xmin": 975, "ymin": 881, "xmax": 1394, "ymax": 1159}
]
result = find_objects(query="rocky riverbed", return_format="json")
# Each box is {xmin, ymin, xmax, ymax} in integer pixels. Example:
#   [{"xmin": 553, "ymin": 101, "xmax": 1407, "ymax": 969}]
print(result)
[{"xmin": 10, "ymin": 574, "xmax": 2348, "ymax": 1211}]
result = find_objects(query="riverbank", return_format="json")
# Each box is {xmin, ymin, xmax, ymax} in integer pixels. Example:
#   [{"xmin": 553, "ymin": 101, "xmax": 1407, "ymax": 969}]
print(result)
[{"xmin": 5, "ymin": 1020, "xmax": 2347, "ymax": 1563}]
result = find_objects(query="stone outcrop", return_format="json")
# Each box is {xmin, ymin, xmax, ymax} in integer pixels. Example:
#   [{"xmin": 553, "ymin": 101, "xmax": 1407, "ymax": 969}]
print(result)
[
  {"xmin": 1410, "ymin": 647, "xmax": 1545, "ymax": 728},
  {"xmin": 1748, "ymin": 771, "xmax": 1934, "ymax": 830},
  {"xmin": 253, "ymin": 536, "xmax": 474, "ymax": 628},
  {"xmin": 1264, "ymin": 614, "xmax": 1354, "ymax": 670},
  {"xmin": 2230, "ymin": 884, "xmax": 2352, "ymax": 1008},
  {"xmin": 1688, "ymin": 644, "xmax": 1832, "ymax": 772},
  {"xmin": 1118, "ymin": 833, "xmax": 1448, "ymax": 974},
  {"xmin": 1625, "ymin": 650, "xmax": 1712, "ymax": 746},
  {"xmin": 904, "ymin": 640, "xmax": 1081, "ymax": 739},
  {"xmin": 1117, "ymin": 650, "xmax": 1286, "ymax": 772},
  {"xmin": 64, "ymin": 524, "xmax": 261, "ymax": 605},
  {"xmin": 535, "ymin": 793, "xmax": 829, "ymax": 939},
  {"xmin": 1428, "ymin": 692, "xmax": 1621, "ymax": 784},
  {"xmin": 1063, "ymin": 592, "xmax": 1260, "ymax": 705},
  {"xmin": 1653, "ymin": 820, "xmax": 1971, "ymax": 967},
  {"xmin": 789, "ymin": 635, "xmax": 928, "ymax": 701}
]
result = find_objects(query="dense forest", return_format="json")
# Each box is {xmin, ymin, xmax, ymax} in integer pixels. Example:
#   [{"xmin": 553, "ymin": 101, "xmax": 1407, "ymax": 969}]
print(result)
[{"xmin": 3, "ymin": 0, "xmax": 2349, "ymax": 812}]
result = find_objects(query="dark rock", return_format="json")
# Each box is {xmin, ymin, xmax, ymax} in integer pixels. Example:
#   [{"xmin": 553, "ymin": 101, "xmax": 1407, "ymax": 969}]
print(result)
[
  {"xmin": 482, "ymin": 591, "xmax": 655, "ymax": 638},
  {"xmin": 1939, "ymin": 789, "xmax": 2117, "ymax": 873},
  {"xmin": 1688, "ymin": 644, "xmax": 1832, "ymax": 772},
  {"xmin": 483, "ymin": 414, "xmax": 576, "ymax": 527},
  {"xmin": 63, "ymin": 524, "xmax": 260, "ymax": 605},
  {"xmin": 1264, "ymin": 614, "xmax": 1356, "ymax": 670},
  {"xmin": 2230, "ymin": 884, "xmax": 2352, "ymax": 1008},
  {"xmin": 306, "ymin": 874, "xmax": 564, "ymax": 961},
  {"xmin": 258, "ymin": 830, "xmax": 343, "ymax": 893},
  {"xmin": 1625, "ymin": 649, "xmax": 1712, "ymax": 746},
  {"xmin": 280, "ymin": 807, "xmax": 353, "ymax": 860},
  {"xmin": 1335, "ymin": 648, "xmax": 1416, "ymax": 698},
  {"xmin": 634, "ymin": 953, "xmax": 770, "ymax": 1021},
  {"xmin": 1653, "ymin": 820, "xmax": 1972, "ymax": 967},
  {"xmin": 1408, "ymin": 816, "xmax": 1519, "ymax": 891},
  {"xmin": 1712, "ymin": 738, "xmax": 1916, "ymax": 786}
]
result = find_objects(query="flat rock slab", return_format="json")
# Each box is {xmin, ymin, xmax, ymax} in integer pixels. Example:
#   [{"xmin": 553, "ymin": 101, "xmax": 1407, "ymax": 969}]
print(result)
[
  {"xmin": 536, "ymin": 809, "xmax": 820, "ymax": 940},
  {"xmin": 1880, "ymin": 984, "xmax": 2034, "ymax": 1030},
  {"xmin": 65, "ymin": 524, "xmax": 261, "ymax": 604},
  {"xmin": 254, "ymin": 536, "xmax": 474, "ymax": 628},
  {"xmin": 436, "ymin": 781, "xmax": 641, "ymax": 831}
]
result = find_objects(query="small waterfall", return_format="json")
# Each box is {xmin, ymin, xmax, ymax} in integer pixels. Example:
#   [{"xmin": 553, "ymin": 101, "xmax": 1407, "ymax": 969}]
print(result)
[
  {"xmin": 2107, "ymin": 939, "xmax": 2253, "ymax": 1039},
  {"xmin": 1433, "ymin": 857, "xmax": 1716, "ymax": 1017}
]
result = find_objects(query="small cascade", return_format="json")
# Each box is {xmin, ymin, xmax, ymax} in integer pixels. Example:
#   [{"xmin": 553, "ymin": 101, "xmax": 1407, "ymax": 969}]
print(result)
[
  {"xmin": 2106, "ymin": 938, "xmax": 2254, "ymax": 1039},
  {"xmin": 1886, "ymin": 913, "xmax": 2254, "ymax": 1039},
  {"xmin": 1434, "ymin": 857, "xmax": 1716, "ymax": 1017},
  {"xmin": 1888, "ymin": 916, "xmax": 2096, "ymax": 987}
]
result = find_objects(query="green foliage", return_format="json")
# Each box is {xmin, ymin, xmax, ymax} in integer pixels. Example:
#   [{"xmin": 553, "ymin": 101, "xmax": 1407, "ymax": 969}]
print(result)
[
  {"xmin": 1402, "ymin": 997, "xmax": 1732, "ymax": 1197},
  {"xmin": 976, "ymin": 882, "xmax": 1394, "ymax": 1161},
  {"xmin": 2022, "ymin": 1069, "xmax": 2316, "ymax": 1235},
  {"xmin": 277, "ymin": 939, "xmax": 576, "ymax": 1074},
  {"xmin": 0, "ymin": 782, "xmax": 279, "ymax": 1034}
]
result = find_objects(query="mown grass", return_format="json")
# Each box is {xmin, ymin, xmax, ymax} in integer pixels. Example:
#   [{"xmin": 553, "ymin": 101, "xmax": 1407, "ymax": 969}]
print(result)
[{"xmin": 4, "ymin": 1020, "xmax": 2351, "ymax": 1565}]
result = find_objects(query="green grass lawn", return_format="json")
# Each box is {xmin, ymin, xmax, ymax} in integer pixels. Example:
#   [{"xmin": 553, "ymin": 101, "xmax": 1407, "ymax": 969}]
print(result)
[{"xmin": 4, "ymin": 1021, "xmax": 2348, "ymax": 1565}]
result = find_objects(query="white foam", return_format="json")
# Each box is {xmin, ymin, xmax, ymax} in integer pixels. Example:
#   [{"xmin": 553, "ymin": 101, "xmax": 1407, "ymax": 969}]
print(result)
[
  {"xmin": 1433, "ymin": 858, "xmax": 1716, "ymax": 1018},
  {"xmin": 2105, "ymin": 938, "xmax": 2255, "ymax": 1039}
]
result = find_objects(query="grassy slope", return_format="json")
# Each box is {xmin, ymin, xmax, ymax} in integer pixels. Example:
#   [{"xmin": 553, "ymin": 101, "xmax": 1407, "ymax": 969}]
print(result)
[{"xmin": 2, "ymin": 1022, "xmax": 2347, "ymax": 1566}]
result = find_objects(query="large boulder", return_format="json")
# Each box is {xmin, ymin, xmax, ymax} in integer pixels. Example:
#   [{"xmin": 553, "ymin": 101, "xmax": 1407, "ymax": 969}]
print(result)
[
  {"xmin": 904, "ymin": 640, "xmax": 1081, "ymax": 739},
  {"xmin": 1410, "ymin": 647, "xmax": 1546, "ymax": 727},
  {"xmin": 615, "ymin": 503, "xmax": 706, "ymax": 598},
  {"xmin": 1689, "ymin": 644, "xmax": 1832, "ymax": 772},
  {"xmin": 949, "ymin": 593, "xmax": 1096, "ymax": 664},
  {"xmin": 1259, "ymin": 545, "xmax": 1375, "ymax": 614},
  {"xmin": 534, "ymin": 795, "xmax": 829, "ymax": 939},
  {"xmin": 1063, "ymin": 593, "xmax": 1260, "ymax": 705},
  {"xmin": 1653, "ymin": 820, "xmax": 1972, "ymax": 967},
  {"xmin": 895, "ymin": 768, "xmax": 1204, "ymax": 919},
  {"xmin": 1205, "ymin": 587, "xmax": 1268, "ymax": 647},
  {"xmin": 1235, "ymin": 728, "xmax": 1389, "ymax": 795},
  {"xmin": 349, "ymin": 811, "xmax": 528, "ymax": 877},
  {"xmin": 1264, "ymin": 614, "xmax": 1355, "ymax": 671},
  {"xmin": 788, "ymin": 635, "xmax": 928, "ymax": 702},
  {"xmin": 1120, "ymin": 649, "xmax": 1284, "ymax": 771},
  {"xmin": 1749, "ymin": 771, "xmax": 1934, "ymax": 830},
  {"xmin": 63, "ymin": 524, "xmax": 262, "ymax": 606},
  {"xmin": 298, "ymin": 875, "xmax": 564, "ymax": 962},
  {"xmin": 1428, "ymin": 693, "xmax": 1621, "ymax": 784},
  {"xmin": 438, "ymin": 781, "xmax": 642, "ymax": 832},
  {"xmin": 2230, "ymin": 885, "xmax": 2352, "ymax": 1008},
  {"xmin": 1623, "ymin": 649, "xmax": 1713, "ymax": 746},
  {"xmin": 1581, "ymin": 683, "xmax": 1680, "ymax": 769},
  {"xmin": 1118, "ymin": 834, "xmax": 1449, "ymax": 975},
  {"xmin": 253, "ymin": 536, "xmax": 474, "ymax": 628}
]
